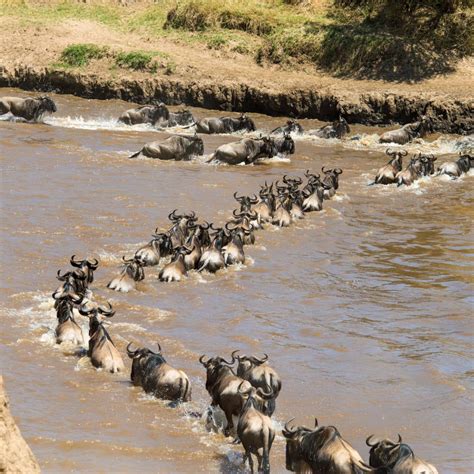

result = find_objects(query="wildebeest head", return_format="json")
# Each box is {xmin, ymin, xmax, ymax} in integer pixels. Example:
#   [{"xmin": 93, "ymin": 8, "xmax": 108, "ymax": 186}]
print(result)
[
  {"xmin": 54, "ymin": 268, "xmax": 88, "ymax": 299},
  {"xmin": 199, "ymin": 354, "xmax": 236, "ymax": 386},
  {"xmin": 239, "ymin": 113, "xmax": 256, "ymax": 131},
  {"xmin": 233, "ymin": 350, "xmax": 268, "ymax": 376},
  {"xmin": 286, "ymin": 120, "xmax": 304, "ymax": 134},
  {"xmin": 189, "ymin": 134, "xmax": 204, "ymax": 155},
  {"xmin": 79, "ymin": 302, "xmax": 115, "ymax": 337},
  {"xmin": 385, "ymin": 148, "xmax": 407, "ymax": 171},
  {"xmin": 152, "ymin": 231, "xmax": 173, "ymax": 257},
  {"xmin": 419, "ymin": 153, "xmax": 437, "ymax": 176},
  {"xmin": 366, "ymin": 434, "xmax": 405, "ymax": 469},
  {"xmin": 457, "ymin": 153, "xmax": 473, "ymax": 173},
  {"xmin": 333, "ymin": 116, "xmax": 350, "ymax": 138},
  {"xmin": 234, "ymin": 192, "xmax": 259, "ymax": 212},
  {"xmin": 127, "ymin": 341, "xmax": 166, "ymax": 385},
  {"xmin": 238, "ymin": 382, "xmax": 274, "ymax": 412},
  {"xmin": 37, "ymin": 96, "xmax": 57, "ymax": 114},
  {"xmin": 279, "ymin": 133, "xmax": 296, "ymax": 155},
  {"xmin": 70, "ymin": 255, "xmax": 99, "ymax": 284},
  {"xmin": 282, "ymin": 418, "xmax": 315, "ymax": 471},
  {"xmin": 321, "ymin": 166, "xmax": 343, "ymax": 190},
  {"xmin": 121, "ymin": 256, "xmax": 145, "ymax": 282},
  {"xmin": 151, "ymin": 103, "xmax": 169, "ymax": 123},
  {"xmin": 188, "ymin": 221, "xmax": 211, "ymax": 248}
]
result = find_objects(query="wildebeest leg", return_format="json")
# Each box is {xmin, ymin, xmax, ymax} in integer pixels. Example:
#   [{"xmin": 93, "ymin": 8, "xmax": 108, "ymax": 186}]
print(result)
[
  {"xmin": 223, "ymin": 410, "xmax": 234, "ymax": 437},
  {"xmin": 246, "ymin": 451, "xmax": 254, "ymax": 474},
  {"xmin": 0, "ymin": 101, "xmax": 10, "ymax": 116}
]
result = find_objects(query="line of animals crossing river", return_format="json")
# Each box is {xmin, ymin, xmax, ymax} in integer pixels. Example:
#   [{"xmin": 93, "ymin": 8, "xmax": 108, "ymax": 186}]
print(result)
[{"xmin": 2, "ymin": 93, "xmax": 472, "ymax": 473}]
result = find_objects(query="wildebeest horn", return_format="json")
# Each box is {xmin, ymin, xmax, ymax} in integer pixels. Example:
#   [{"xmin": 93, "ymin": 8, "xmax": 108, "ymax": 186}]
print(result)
[
  {"xmin": 250, "ymin": 194, "xmax": 258, "ymax": 203},
  {"xmin": 222, "ymin": 353, "xmax": 236, "ymax": 366},
  {"xmin": 56, "ymin": 269, "xmax": 66, "ymax": 281},
  {"xmin": 73, "ymin": 269, "xmax": 87, "ymax": 280},
  {"xmin": 366, "ymin": 435, "xmax": 379, "ymax": 447},
  {"xmin": 98, "ymin": 302, "xmax": 115, "ymax": 317},
  {"xmin": 231, "ymin": 350, "xmax": 240, "ymax": 360},
  {"xmin": 201, "ymin": 221, "xmax": 211, "ymax": 230},
  {"xmin": 70, "ymin": 255, "xmax": 82, "ymax": 267},
  {"xmin": 126, "ymin": 342, "xmax": 139, "ymax": 358},
  {"xmin": 396, "ymin": 434, "xmax": 402, "ymax": 444},
  {"xmin": 400, "ymin": 149, "xmax": 408, "ymax": 156},
  {"xmin": 255, "ymin": 353, "xmax": 268, "ymax": 363},
  {"xmin": 233, "ymin": 192, "xmax": 244, "ymax": 202},
  {"xmin": 87, "ymin": 258, "xmax": 99, "ymax": 268},
  {"xmin": 168, "ymin": 209, "xmax": 179, "ymax": 221},
  {"xmin": 334, "ymin": 168, "xmax": 343, "ymax": 175},
  {"xmin": 199, "ymin": 355, "xmax": 210, "ymax": 366},
  {"xmin": 78, "ymin": 305, "xmax": 94, "ymax": 316},
  {"xmin": 156, "ymin": 342, "xmax": 162, "ymax": 353},
  {"xmin": 283, "ymin": 418, "xmax": 297, "ymax": 435},
  {"xmin": 209, "ymin": 223, "xmax": 220, "ymax": 231},
  {"xmin": 185, "ymin": 211, "xmax": 196, "ymax": 219},
  {"xmin": 314, "ymin": 418, "xmax": 318, "ymax": 427},
  {"xmin": 237, "ymin": 381, "xmax": 252, "ymax": 395},
  {"xmin": 386, "ymin": 148, "xmax": 395, "ymax": 157},
  {"xmin": 68, "ymin": 292, "xmax": 83, "ymax": 304},
  {"xmin": 122, "ymin": 256, "xmax": 134, "ymax": 263},
  {"xmin": 256, "ymin": 387, "xmax": 274, "ymax": 400}
]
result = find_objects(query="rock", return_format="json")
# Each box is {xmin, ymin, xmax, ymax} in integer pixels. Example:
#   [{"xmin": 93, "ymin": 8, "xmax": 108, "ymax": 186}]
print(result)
[{"xmin": 0, "ymin": 376, "xmax": 40, "ymax": 473}]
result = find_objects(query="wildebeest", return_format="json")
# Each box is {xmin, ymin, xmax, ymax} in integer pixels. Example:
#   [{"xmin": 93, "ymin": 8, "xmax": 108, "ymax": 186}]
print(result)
[
  {"xmin": 53, "ymin": 292, "xmax": 84, "ymax": 345},
  {"xmin": 271, "ymin": 119, "xmax": 304, "ymax": 135},
  {"xmin": 118, "ymin": 103, "xmax": 169, "ymax": 126},
  {"xmin": 237, "ymin": 383, "xmax": 276, "ymax": 474},
  {"xmin": 366, "ymin": 435, "xmax": 438, "ymax": 474},
  {"xmin": 252, "ymin": 182, "xmax": 275, "ymax": 223},
  {"xmin": 230, "ymin": 210, "xmax": 257, "ymax": 244},
  {"xmin": 70, "ymin": 255, "xmax": 99, "ymax": 284},
  {"xmin": 370, "ymin": 149, "xmax": 407, "ymax": 185},
  {"xmin": 198, "ymin": 227, "xmax": 227, "ymax": 273},
  {"xmin": 167, "ymin": 209, "xmax": 198, "ymax": 248},
  {"xmin": 199, "ymin": 354, "xmax": 252, "ymax": 436},
  {"xmin": 107, "ymin": 256, "xmax": 145, "ymax": 292},
  {"xmin": 272, "ymin": 187, "xmax": 292, "ymax": 227},
  {"xmin": 164, "ymin": 109, "xmax": 195, "ymax": 128},
  {"xmin": 207, "ymin": 137, "xmax": 277, "ymax": 165},
  {"xmin": 396, "ymin": 156, "xmax": 424, "ymax": 186},
  {"xmin": 222, "ymin": 226, "xmax": 246, "ymax": 265},
  {"xmin": 194, "ymin": 113, "xmax": 256, "ymax": 134},
  {"xmin": 127, "ymin": 342, "xmax": 191, "ymax": 402},
  {"xmin": 380, "ymin": 117, "xmax": 431, "ymax": 145},
  {"xmin": 437, "ymin": 153, "xmax": 472, "ymax": 178},
  {"xmin": 283, "ymin": 418, "xmax": 376, "ymax": 473},
  {"xmin": 419, "ymin": 154, "xmax": 437, "ymax": 176},
  {"xmin": 129, "ymin": 134, "xmax": 204, "ymax": 160},
  {"xmin": 321, "ymin": 166, "xmax": 343, "ymax": 199},
  {"xmin": 79, "ymin": 303, "xmax": 125, "ymax": 373},
  {"xmin": 159, "ymin": 246, "xmax": 192, "ymax": 282},
  {"xmin": 53, "ymin": 269, "xmax": 88, "ymax": 300},
  {"xmin": 233, "ymin": 351, "xmax": 281, "ymax": 416},
  {"xmin": 273, "ymin": 133, "xmax": 296, "ymax": 155},
  {"xmin": 282, "ymin": 175, "xmax": 305, "ymax": 220},
  {"xmin": 0, "ymin": 96, "xmax": 57, "ymax": 122},
  {"xmin": 308, "ymin": 117, "xmax": 350, "ymax": 139},
  {"xmin": 302, "ymin": 172, "xmax": 327, "ymax": 212},
  {"xmin": 135, "ymin": 232, "xmax": 173, "ymax": 267}
]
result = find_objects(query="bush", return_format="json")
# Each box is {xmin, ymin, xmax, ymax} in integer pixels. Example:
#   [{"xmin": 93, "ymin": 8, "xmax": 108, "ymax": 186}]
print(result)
[
  {"xmin": 115, "ymin": 51, "xmax": 156, "ymax": 71},
  {"xmin": 60, "ymin": 44, "xmax": 108, "ymax": 67}
]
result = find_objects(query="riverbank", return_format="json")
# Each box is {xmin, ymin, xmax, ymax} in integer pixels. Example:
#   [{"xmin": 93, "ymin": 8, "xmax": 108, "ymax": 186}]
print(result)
[{"xmin": 0, "ymin": 7, "xmax": 473, "ymax": 133}]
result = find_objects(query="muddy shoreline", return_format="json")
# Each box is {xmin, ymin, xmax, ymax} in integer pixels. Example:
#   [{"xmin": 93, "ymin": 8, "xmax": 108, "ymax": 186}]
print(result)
[{"xmin": 1, "ymin": 65, "xmax": 473, "ymax": 134}]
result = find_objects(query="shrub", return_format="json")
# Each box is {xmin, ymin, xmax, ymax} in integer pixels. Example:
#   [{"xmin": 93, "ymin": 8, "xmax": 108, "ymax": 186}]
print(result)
[
  {"xmin": 60, "ymin": 44, "xmax": 108, "ymax": 67},
  {"xmin": 115, "ymin": 51, "xmax": 156, "ymax": 71}
]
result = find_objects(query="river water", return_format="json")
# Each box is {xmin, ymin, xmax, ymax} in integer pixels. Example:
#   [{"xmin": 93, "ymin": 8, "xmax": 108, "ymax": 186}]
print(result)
[{"xmin": 0, "ymin": 88, "xmax": 473, "ymax": 473}]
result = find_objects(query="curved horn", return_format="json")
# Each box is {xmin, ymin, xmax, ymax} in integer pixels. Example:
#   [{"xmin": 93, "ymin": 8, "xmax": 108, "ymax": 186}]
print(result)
[
  {"xmin": 70, "ymin": 255, "xmax": 82, "ymax": 267},
  {"xmin": 201, "ymin": 221, "xmax": 211, "ymax": 230},
  {"xmin": 256, "ymin": 387, "xmax": 274, "ymax": 400},
  {"xmin": 400, "ymin": 149, "xmax": 408, "ymax": 156},
  {"xmin": 233, "ymin": 192, "xmax": 244, "ymax": 202},
  {"xmin": 238, "ymin": 381, "xmax": 252, "ymax": 395},
  {"xmin": 334, "ymin": 168, "xmax": 343, "ymax": 175},
  {"xmin": 199, "ymin": 354, "xmax": 210, "ymax": 366},
  {"xmin": 221, "ymin": 353, "xmax": 236, "ymax": 366},
  {"xmin": 56, "ymin": 269, "xmax": 67, "ymax": 281},
  {"xmin": 231, "ymin": 350, "xmax": 240, "ymax": 361},
  {"xmin": 156, "ymin": 342, "xmax": 162, "ymax": 353},
  {"xmin": 255, "ymin": 353, "xmax": 268, "ymax": 363},
  {"xmin": 366, "ymin": 435, "xmax": 378, "ymax": 447},
  {"xmin": 98, "ymin": 302, "xmax": 115, "ymax": 317},
  {"xmin": 250, "ymin": 194, "xmax": 258, "ymax": 204},
  {"xmin": 126, "ymin": 342, "xmax": 139, "ymax": 358},
  {"xmin": 396, "ymin": 434, "xmax": 402, "ymax": 444},
  {"xmin": 386, "ymin": 148, "xmax": 395, "ymax": 156},
  {"xmin": 87, "ymin": 257, "xmax": 99, "ymax": 268},
  {"xmin": 283, "ymin": 418, "xmax": 297, "ymax": 435},
  {"xmin": 168, "ymin": 209, "xmax": 179, "ymax": 221},
  {"xmin": 122, "ymin": 255, "xmax": 134, "ymax": 264}
]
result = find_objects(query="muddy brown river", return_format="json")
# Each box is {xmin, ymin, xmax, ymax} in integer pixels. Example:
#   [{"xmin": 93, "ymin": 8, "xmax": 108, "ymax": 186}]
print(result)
[{"xmin": 0, "ymin": 88, "xmax": 473, "ymax": 473}]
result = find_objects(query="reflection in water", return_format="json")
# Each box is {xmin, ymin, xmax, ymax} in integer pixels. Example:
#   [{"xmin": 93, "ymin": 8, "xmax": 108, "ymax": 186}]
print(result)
[{"xmin": 0, "ymin": 88, "xmax": 473, "ymax": 473}]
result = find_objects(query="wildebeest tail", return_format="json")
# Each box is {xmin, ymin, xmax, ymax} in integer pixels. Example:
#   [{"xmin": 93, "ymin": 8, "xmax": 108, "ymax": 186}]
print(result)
[
  {"xmin": 261, "ymin": 426, "xmax": 271, "ymax": 474},
  {"xmin": 129, "ymin": 149, "xmax": 142, "ymax": 159}
]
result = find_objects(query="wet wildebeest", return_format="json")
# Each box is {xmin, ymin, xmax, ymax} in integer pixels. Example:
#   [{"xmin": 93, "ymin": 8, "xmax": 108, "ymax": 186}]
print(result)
[
  {"xmin": 198, "ymin": 225, "xmax": 227, "ymax": 273},
  {"xmin": 321, "ymin": 166, "xmax": 343, "ymax": 199},
  {"xmin": 53, "ymin": 291, "xmax": 84, "ymax": 345},
  {"xmin": 272, "ymin": 185, "xmax": 292, "ymax": 227},
  {"xmin": 167, "ymin": 210, "xmax": 198, "ymax": 248},
  {"xmin": 162, "ymin": 109, "xmax": 195, "ymax": 128},
  {"xmin": 230, "ymin": 210, "xmax": 257, "ymax": 244},
  {"xmin": 366, "ymin": 435, "xmax": 438, "ymax": 474},
  {"xmin": 183, "ymin": 221, "xmax": 211, "ymax": 270},
  {"xmin": 437, "ymin": 153, "xmax": 472, "ymax": 178},
  {"xmin": 273, "ymin": 133, "xmax": 296, "ymax": 155},
  {"xmin": 370, "ymin": 149, "xmax": 407, "ymax": 185},
  {"xmin": 271, "ymin": 119, "xmax": 304, "ymax": 135},
  {"xmin": 283, "ymin": 418, "xmax": 376, "ymax": 473},
  {"xmin": 380, "ymin": 116, "xmax": 431, "ymax": 145},
  {"xmin": 252, "ymin": 182, "xmax": 275, "ymax": 223},
  {"xmin": 135, "ymin": 232, "xmax": 173, "ymax": 267},
  {"xmin": 79, "ymin": 303, "xmax": 125, "ymax": 373},
  {"xmin": 53, "ymin": 269, "xmax": 88, "ymax": 300},
  {"xmin": 0, "ymin": 96, "xmax": 57, "ymax": 122},
  {"xmin": 129, "ymin": 134, "xmax": 204, "ymax": 160},
  {"xmin": 308, "ymin": 116, "xmax": 350, "ymax": 139},
  {"xmin": 237, "ymin": 383, "xmax": 276, "ymax": 474},
  {"xmin": 159, "ymin": 246, "xmax": 193, "ymax": 282},
  {"xmin": 207, "ymin": 137, "xmax": 277, "ymax": 165},
  {"xmin": 199, "ymin": 354, "xmax": 252, "ymax": 436},
  {"xmin": 302, "ymin": 171, "xmax": 327, "ymax": 212},
  {"xmin": 107, "ymin": 256, "xmax": 145, "ymax": 292},
  {"xmin": 232, "ymin": 351, "xmax": 281, "ymax": 416},
  {"xmin": 396, "ymin": 156, "xmax": 424, "ymax": 186},
  {"xmin": 282, "ymin": 175, "xmax": 305, "ymax": 220},
  {"xmin": 70, "ymin": 255, "xmax": 98, "ymax": 285},
  {"xmin": 118, "ymin": 103, "xmax": 169, "ymax": 126},
  {"xmin": 127, "ymin": 342, "xmax": 191, "ymax": 402},
  {"xmin": 193, "ymin": 113, "xmax": 256, "ymax": 134},
  {"xmin": 419, "ymin": 153, "xmax": 437, "ymax": 176},
  {"xmin": 222, "ymin": 225, "xmax": 246, "ymax": 265}
]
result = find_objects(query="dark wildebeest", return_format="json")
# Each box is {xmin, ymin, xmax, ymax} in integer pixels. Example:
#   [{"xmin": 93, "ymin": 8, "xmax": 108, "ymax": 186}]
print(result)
[
  {"xmin": 159, "ymin": 246, "xmax": 193, "ymax": 282},
  {"xmin": 107, "ymin": 256, "xmax": 145, "ymax": 292},
  {"xmin": 127, "ymin": 342, "xmax": 191, "ymax": 402},
  {"xmin": 273, "ymin": 133, "xmax": 296, "ymax": 155},
  {"xmin": 167, "ymin": 210, "xmax": 198, "ymax": 248},
  {"xmin": 198, "ymin": 225, "xmax": 227, "ymax": 273},
  {"xmin": 79, "ymin": 303, "xmax": 125, "ymax": 373},
  {"xmin": 419, "ymin": 154, "xmax": 437, "ymax": 176},
  {"xmin": 194, "ymin": 113, "xmax": 256, "ymax": 134},
  {"xmin": 208, "ymin": 137, "xmax": 277, "ymax": 165},
  {"xmin": 396, "ymin": 156, "xmax": 424, "ymax": 186},
  {"xmin": 222, "ymin": 226, "xmax": 246, "ymax": 265},
  {"xmin": 118, "ymin": 103, "xmax": 169, "ymax": 126},
  {"xmin": 0, "ymin": 96, "xmax": 57, "ymax": 122},
  {"xmin": 370, "ymin": 149, "xmax": 407, "ymax": 185},
  {"xmin": 53, "ymin": 269, "xmax": 88, "ymax": 300},
  {"xmin": 237, "ymin": 383, "xmax": 276, "ymax": 474},
  {"xmin": 199, "ymin": 354, "xmax": 252, "ymax": 437},
  {"xmin": 135, "ymin": 232, "xmax": 173, "ymax": 267},
  {"xmin": 252, "ymin": 182, "xmax": 275, "ymax": 223},
  {"xmin": 380, "ymin": 117, "xmax": 431, "ymax": 145},
  {"xmin": 271, "ymin": 119, "xmax": 304, "ymax": 135},
  {"xmin": 321, "ymin": 166, "xmax": 343, "ymax": 199},
  {"xmin": 232, "ymin": 351, "xmax": 281, "ymax": 416},
  {"xmin": 366, "ymin": 435, "xmax": 438, "ymax": 474},
  {"xmin": 53, "ymin": 292, "xmax": 84, "ymax": 345},
  {"xmin": 308, "ymin": 117, "xmax": 350, "ymax": 139},
  {"xmin": 129, "ymin": 134, "xmax": 204, "ymax": 160},
  {"xmin": 302, "ymin": 171, "xmax": 330, "ymax": 212},
  {"xmin": 283, "ymin": 418, "xmax": 376, "ymax": 473},
  {"xmin": 437, "ymin": 153, "xmax": 472, "ymax": 178},
  {"xmin": 164, "ymin": 109, "xmax": 195, "ymax": 127},
  {"xmin": 70, "ymin": 255, "xmax": 99, "ymax": 285}
]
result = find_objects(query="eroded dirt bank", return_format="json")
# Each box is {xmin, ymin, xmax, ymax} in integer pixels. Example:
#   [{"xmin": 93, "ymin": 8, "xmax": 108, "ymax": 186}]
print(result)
[
  {"xmin": 1, "ymin": 65, "xmax": 473, "ymax": 134},
  {"xmin": 0, "ymin": 376, "xmax": 41, "ymax": 473}
]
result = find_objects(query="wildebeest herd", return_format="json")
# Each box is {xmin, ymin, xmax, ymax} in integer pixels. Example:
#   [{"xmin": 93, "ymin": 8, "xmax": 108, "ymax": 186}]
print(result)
[{"xmin": 3, "ymin": 94, "xmax": 472, "ymax": 473}]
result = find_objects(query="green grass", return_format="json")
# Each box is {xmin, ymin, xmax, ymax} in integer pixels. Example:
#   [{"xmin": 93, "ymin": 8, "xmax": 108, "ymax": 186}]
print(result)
[
  {"xmin": 115, "ymin": 51, "xmax": 156, "ymax": 71},
  {"xmin": 60, "ymin": 44, "xmax": 109, "ymax": 67}
]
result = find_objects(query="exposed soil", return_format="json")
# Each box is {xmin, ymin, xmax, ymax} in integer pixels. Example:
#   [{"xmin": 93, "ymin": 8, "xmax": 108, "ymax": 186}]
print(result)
[{"xmin": 1, "ymin": 17, "xmax": 473, "ymax": 133}]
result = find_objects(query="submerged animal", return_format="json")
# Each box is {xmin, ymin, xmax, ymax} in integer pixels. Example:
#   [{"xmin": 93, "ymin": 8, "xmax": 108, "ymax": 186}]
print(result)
[
  {"xmin": 194, "ymin": 114, "xmax": 256, "ymax": 134},
  {"xmin": 129, "ymin": 134, "xmax": 204, "ymax": 160},
  {"xmin": 118, "ymin": 103, "xmax": 169, "ymax": 126},
  {"xmin": 0, "ymin": 96, "xmax": 57, "ymax": 122},
  {"xmin": 379, "ymin": 117, "xmax": 430, "ymax": 145},
  {"xmin": 308, "ymin": 117, "xmax": 350, "ymax": 139},
  {"xmin": 208, "ymin": 137, "xmax": 277, "ymax": 165}
]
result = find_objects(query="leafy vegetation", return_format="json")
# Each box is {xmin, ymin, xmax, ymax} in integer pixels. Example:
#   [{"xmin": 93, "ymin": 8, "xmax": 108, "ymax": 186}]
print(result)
[
  {"xmin": 115, "ymin": 51, "xmax": 156, "ymax": 72},
  {"xmin": 60, "ymin": 44, "xmax": 109, "ymax": 67}
]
